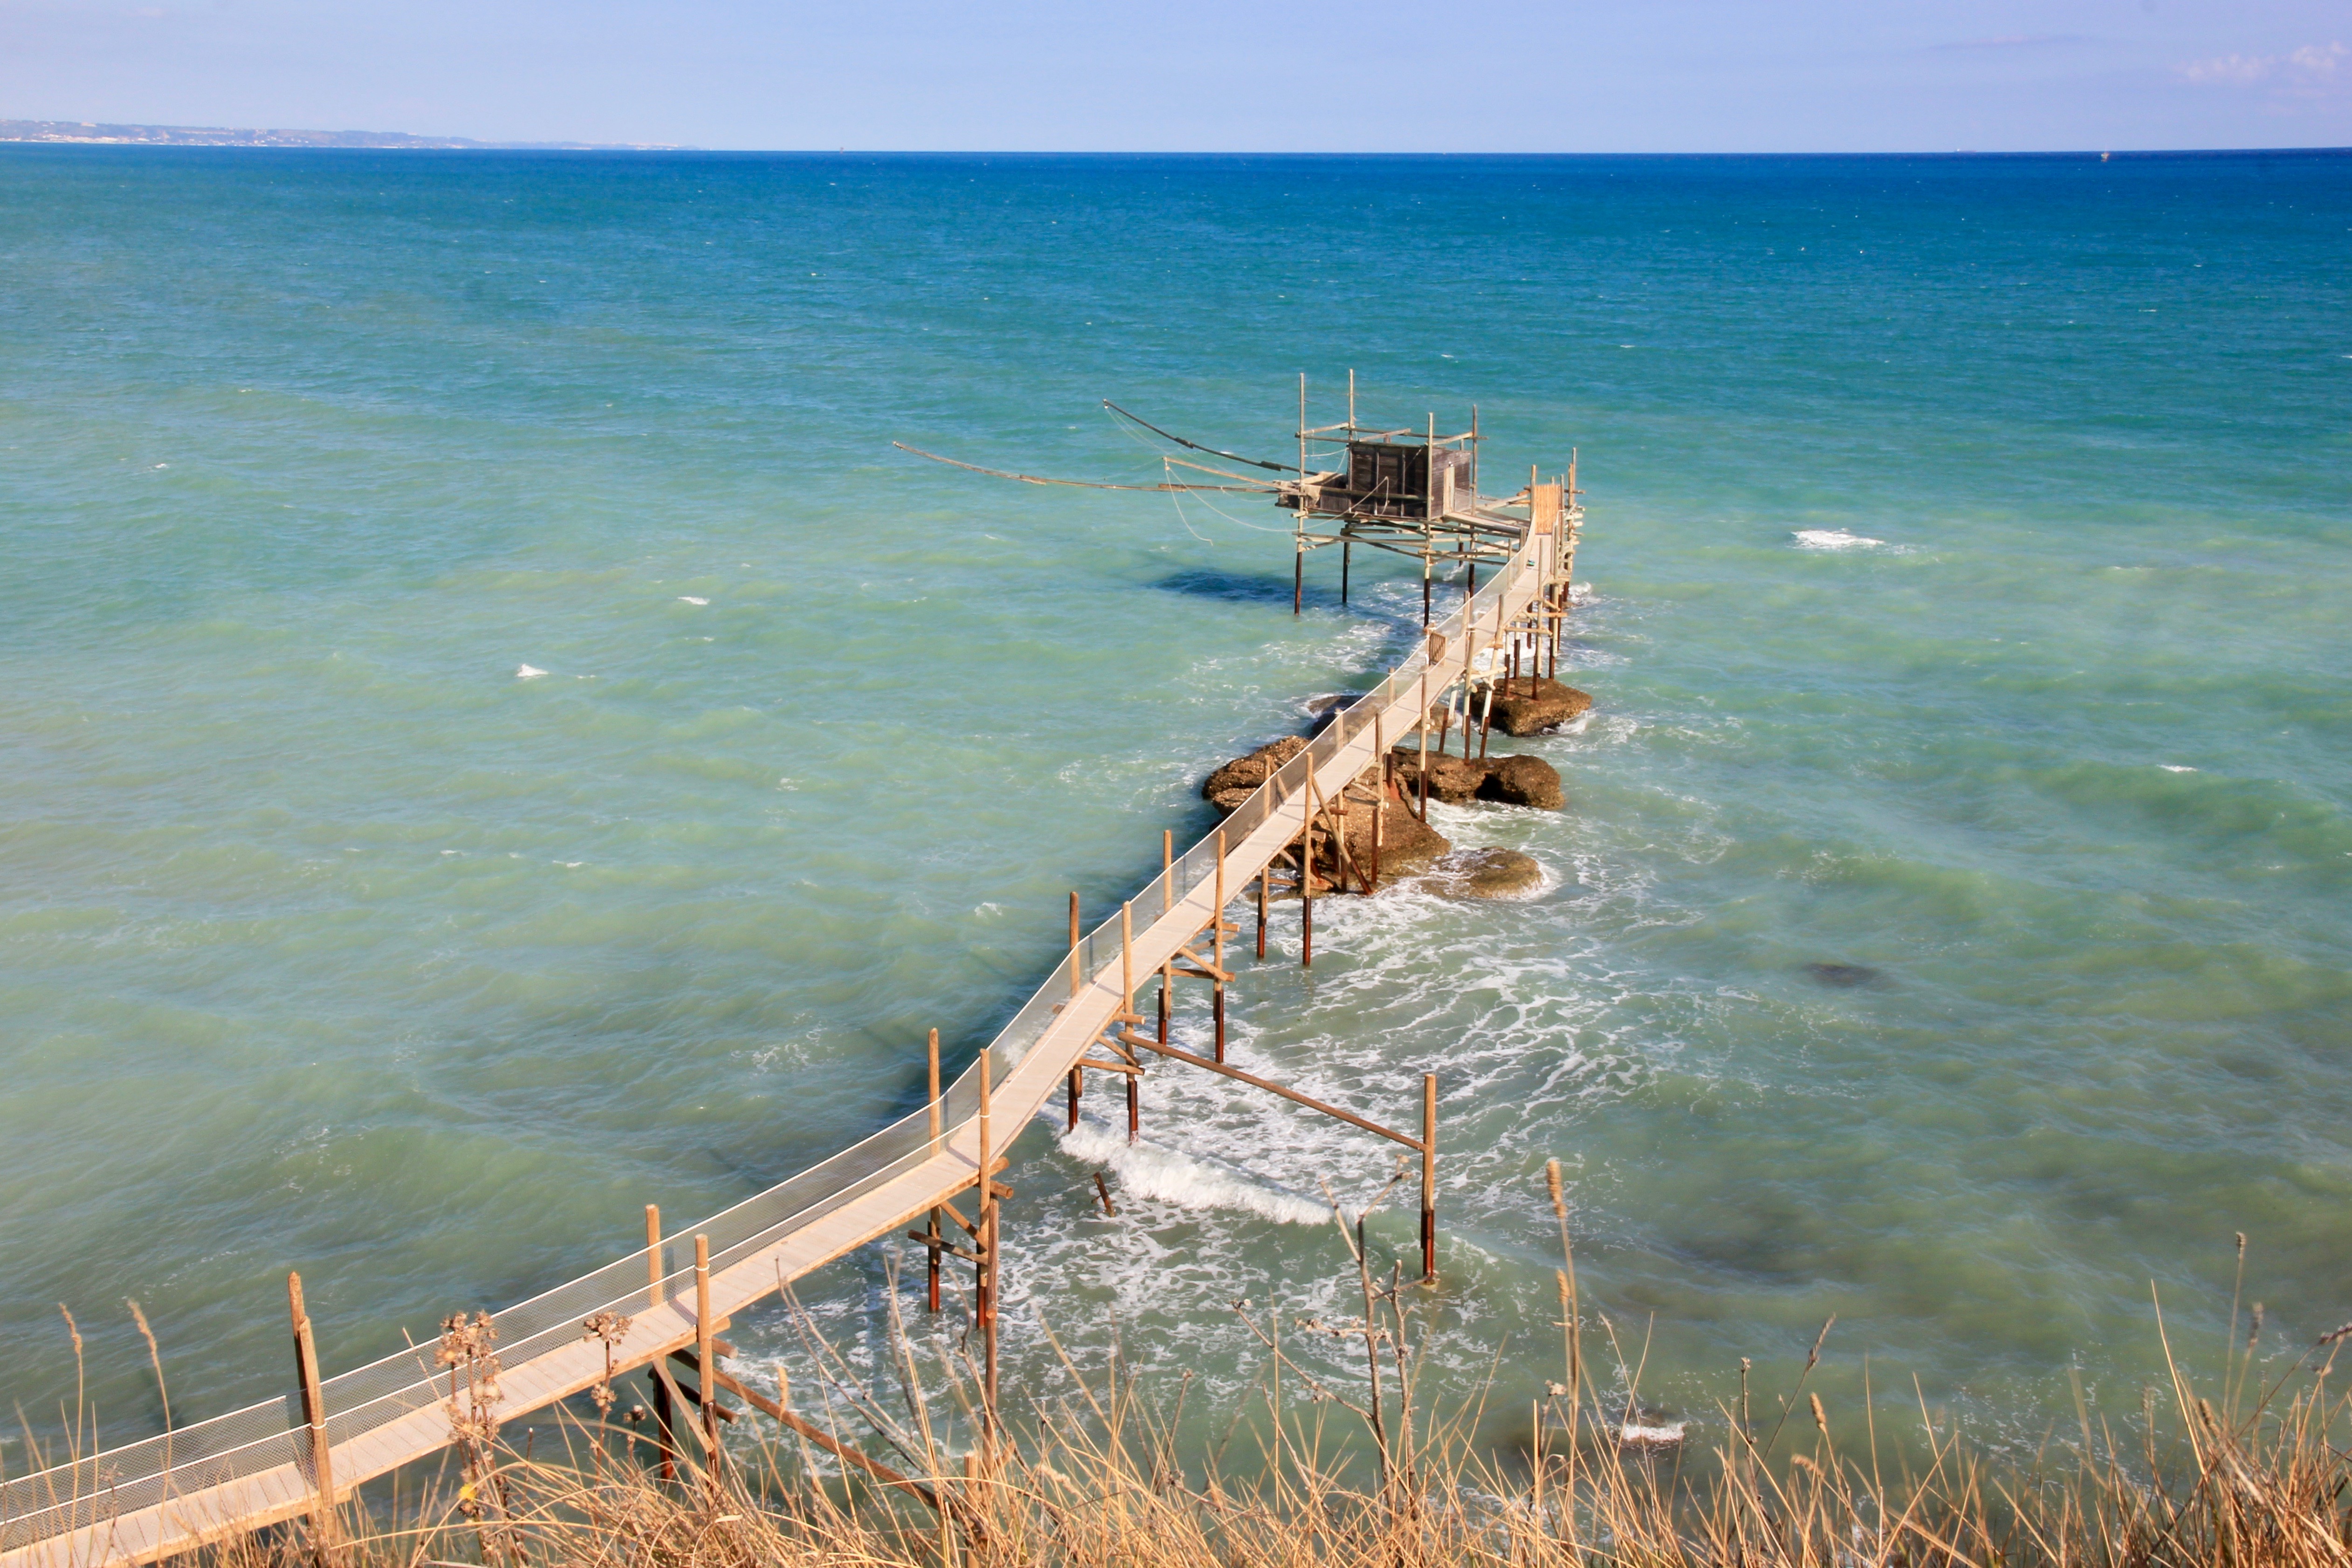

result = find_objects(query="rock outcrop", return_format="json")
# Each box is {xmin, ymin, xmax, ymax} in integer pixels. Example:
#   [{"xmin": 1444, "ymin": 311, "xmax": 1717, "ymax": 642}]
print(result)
[
  {"xmin": 1391, "ymin": 748, "xmax": 1565, "ymax": 811},
  {"xmin": 1387, "ymin": 749, "xmax": 1490, "ymax": 805},
  {"xmin": 1201, "ymin": 737, "xmax": 1307, "ymax": 813},
  {"xmin": 1478, "ymin": 753, "xmax": 1564, "ymax": 810},
  {"xmin": 1483, "ymin": 678, "xmax": 1593, "ymax": 737},
  {"xmin": 1323, "ymin": 792, "xmax": 1452, "ymax": 882}
]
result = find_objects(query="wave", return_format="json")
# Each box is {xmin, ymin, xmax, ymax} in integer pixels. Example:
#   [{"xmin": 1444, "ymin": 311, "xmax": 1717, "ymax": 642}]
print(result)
[{"xmin": 1791, "ymin": 528, "xmax": 1886, "ymax": 551}]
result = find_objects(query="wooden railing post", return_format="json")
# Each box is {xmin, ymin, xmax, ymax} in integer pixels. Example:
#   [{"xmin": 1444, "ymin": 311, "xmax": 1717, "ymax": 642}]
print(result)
[
  {"xmin": 644, "ymin": 1204, "xmax": 672, "ymax": 1480},
  {"xmin": 286, "ymin": 1272, "xmax": 339, "ymax": 1554},
  {"xmin": 927, "ymin": 1028, "xmax": 944, "ymax": 1312},
  {"xmin": 694, "ymin": 1235, "xmax": 718, "ymax": 1456},
  {"xmin": 1212, "ymin": 828, "xmax": 1228, "ymax": 1063},
  {"xmin": 976, "ymin": 1049, "xmax": 999, "ymax": 1443},
  {"xmin": 1421, "ymin": 1075, "xmax": 1438, "ymax": 1281}
]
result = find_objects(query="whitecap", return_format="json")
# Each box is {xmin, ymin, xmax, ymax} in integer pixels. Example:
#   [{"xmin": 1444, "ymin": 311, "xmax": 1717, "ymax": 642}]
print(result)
[
  {"xmin": 1055, "ymin": 1122, "xmax": 1331, "ymax": 1226},
  {"xmin": 1792, "ymin": 529, "xmax": 1885, "ymax": 550},
  {"xmin": 1620, "ymin": 1421, "xmax": 1686, "ymax": 1447},
  {"xmin": 515, "ymin": 664, "xmax": 548, "ymax": 679},
  {"xmin": 678, "ymin": 596, "xmax": 709, "ymax": 605},
  {"xmin": 2159, "ymin": 764, "xmax": 2198, "ymax": 773}
]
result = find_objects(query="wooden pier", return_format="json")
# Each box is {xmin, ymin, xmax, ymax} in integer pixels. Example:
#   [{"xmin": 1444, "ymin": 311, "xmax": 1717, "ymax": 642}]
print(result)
[{"xmin": 0, "ymin": 450, "xmax": 1582, "ymax": 1568}]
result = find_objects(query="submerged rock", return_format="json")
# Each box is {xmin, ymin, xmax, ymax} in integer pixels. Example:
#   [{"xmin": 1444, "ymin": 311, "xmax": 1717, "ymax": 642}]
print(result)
[
  {"xmin": 1802, "ymin": 962, "xmax": 1884, "ymax": 989},
  {"xmin": 1484, "ymin": 677, "xmax": 1593, "ymax": 737},
  {"xmin": 1429, "ymin": 846, "xmax": 1544, "ymax": 899},
  {"xmin": 1478, "ymin": 754, "xmax": 1564, "ymax": 810}
]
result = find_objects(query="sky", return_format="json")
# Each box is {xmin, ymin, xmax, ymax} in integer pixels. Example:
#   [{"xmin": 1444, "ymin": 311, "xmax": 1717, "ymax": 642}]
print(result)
[{"xmin": 1, "ymin": 0, "xmax": 2348, "ymax": 152}]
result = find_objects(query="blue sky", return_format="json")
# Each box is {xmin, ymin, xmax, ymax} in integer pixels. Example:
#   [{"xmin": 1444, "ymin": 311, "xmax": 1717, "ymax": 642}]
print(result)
[{"xmin": 2, "ymin": 0, "xmax": 2347, "ymax": 151}]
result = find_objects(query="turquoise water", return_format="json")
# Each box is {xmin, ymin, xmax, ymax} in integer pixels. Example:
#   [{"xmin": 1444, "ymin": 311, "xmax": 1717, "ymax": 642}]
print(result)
[{"xmin": 3, "ymin": 149, "xmax": 2349, "ymax": 1467}]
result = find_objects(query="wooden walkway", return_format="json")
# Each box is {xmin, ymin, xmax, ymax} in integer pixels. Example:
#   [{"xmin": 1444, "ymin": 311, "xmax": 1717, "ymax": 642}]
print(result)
[{"xmin": 1, "ymin": 529, "xmax": 1561, "ymax": 1568}]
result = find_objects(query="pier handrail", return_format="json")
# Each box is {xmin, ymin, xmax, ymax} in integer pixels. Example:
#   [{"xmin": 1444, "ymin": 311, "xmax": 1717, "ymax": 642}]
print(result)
[{"xmin": 0, "ymin": 524, "xmax": 1561, "ymax": 1568}]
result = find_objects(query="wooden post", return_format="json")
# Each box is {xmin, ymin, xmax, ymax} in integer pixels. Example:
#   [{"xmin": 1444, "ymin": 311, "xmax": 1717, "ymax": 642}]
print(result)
[
  {"xmin": 287, "ymin": 1272, "xmax": 338, "ymax": 1554},
  {"xmin": 1478, "ymin": 682, "xmax": 1494, "ymax": 760},
  {"xmin": 1293, "ymin": 540, "xmax": 1303, "ymax": 614},
  {"xmin": 649, "ymin": 1364, "xmax": 675, "ymax": 1482},
  {"xmin": 976, "ymin": 1049, "xmax": 998, "ymax": 1437},
  {"xmin": 1417, "ymin": 669, "xmax": 1431, "ymax": 819},
  {"xmin": 928, "ymin": 1030, "xmax": 944, "ymax": 1313},
  {"xmin": 1341, "ymin": 539, "xmax": 1351, "ymax": 606},
  {"xmin": 1158, "ymin": 830, "xmax": 1172, "ymax": 1047},
  {"xmin": 1121, "ymin": 901, "xmax": 1139, "ymax": 1142},
  {"xmin": 644, "ymin": 1204, "xmax": 673, "ymax": 1479},
  {"xmin": 694, "ymin": 1234, "xmax": 719, "ymax": 1455},
  {"xmin": 1255, "ymin": 866, "xmax": 1268, "ymax": 961},
  {"xmin": 1421, "ymin": 1075, "xmax": 1438, "ymax": 1281},
  {"xmin": 1212, "ymin": 828, "xmax": 1228, "ymax": 1063},
  {"xmin": 1421, "ymin": 552, "xmax": 1432, "ymax": 626},
  {"xmin": 645, "ymin": 1204, "xmax": 661, "ymax": 1310},
  {"xmin": 1300, "ymin": 775, "xmax": 1315, "ymax": 969}
]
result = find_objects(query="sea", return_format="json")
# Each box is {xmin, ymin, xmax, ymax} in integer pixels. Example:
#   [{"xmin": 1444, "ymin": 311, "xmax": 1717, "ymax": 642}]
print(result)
[{"xmin": 2, "ymin": 147, "xmax": 2348, "ymax": 1473}]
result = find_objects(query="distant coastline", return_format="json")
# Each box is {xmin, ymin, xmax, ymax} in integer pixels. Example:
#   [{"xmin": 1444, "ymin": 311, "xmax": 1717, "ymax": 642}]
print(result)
[{"xmin": 0, "ymin": 118, "xmax": 680, "ymax": 150}]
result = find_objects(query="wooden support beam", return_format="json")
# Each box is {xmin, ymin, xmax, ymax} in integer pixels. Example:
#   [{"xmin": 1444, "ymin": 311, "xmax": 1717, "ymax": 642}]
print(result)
[
  {"xmin": 695, "ymin": 1358, "xmax": 945, "ymax": 1514},
  {"xmin": 1127, "ymin": 1036, "xmax": 1425, "ymax": 1153}
]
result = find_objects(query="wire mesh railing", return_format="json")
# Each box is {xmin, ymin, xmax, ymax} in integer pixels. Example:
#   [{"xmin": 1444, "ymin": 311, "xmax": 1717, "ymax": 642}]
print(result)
[{"xmin": 0, "ymin": 532, "xmax": 1546, "ymax": 1560}]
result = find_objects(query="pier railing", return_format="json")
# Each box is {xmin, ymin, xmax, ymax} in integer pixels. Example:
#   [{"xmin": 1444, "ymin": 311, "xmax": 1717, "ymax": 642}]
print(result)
[{"xmin": 0, "ymin": 523, "xmax": 1563, "ymax": 1566}]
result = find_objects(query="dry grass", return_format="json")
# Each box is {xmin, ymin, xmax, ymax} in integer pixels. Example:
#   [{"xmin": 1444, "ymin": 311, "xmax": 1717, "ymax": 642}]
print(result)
[{"xmin": 182, "ymin": 1178, "xmax": 2352, "ymax": 1568}]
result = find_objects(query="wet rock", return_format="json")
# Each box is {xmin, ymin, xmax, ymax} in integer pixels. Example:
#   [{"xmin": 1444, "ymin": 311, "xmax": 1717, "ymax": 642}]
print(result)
[
  {"xmin": 1430, "ymin": 846, "xmax": 1544, "ymax": 899},
  {"xmin": 1201, "ymin": 737, "xmax": 1308, "ymax": 810},
  {"xmin": 1484, "ymin": 677, "xmax": 1593, "ymax": 737},
  {"xmin": 1327, "ymin": 795, "xmax": 1452, "ymax": 881},
  {"xmin": 1388, "ymin": 747, "xmax": 1489, "ymax": 805},
  {"xmin": 1478, "ymin": 754, "xmax": 1564, "ymax": 810}
]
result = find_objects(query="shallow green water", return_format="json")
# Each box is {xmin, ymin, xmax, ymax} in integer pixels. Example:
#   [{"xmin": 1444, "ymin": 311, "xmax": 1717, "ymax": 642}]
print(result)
[{"xmin": 2, "ymin": 148, "xmax": 2348, "ymax": 1467}]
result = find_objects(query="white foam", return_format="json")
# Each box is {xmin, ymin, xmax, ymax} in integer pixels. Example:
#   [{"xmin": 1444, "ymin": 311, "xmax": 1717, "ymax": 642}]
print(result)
[
  {"xmin": 1792, "ymin": 529, "xmax": 1885, "ymax": 551},
  {"xmin": 1620, "ymin": 1421, "xmax": 1686, "ymax": 1447},
  {"xmin": 677, "ymin": 596, "xmax": 708, "ymax": 605},
  {"xmin": 2159, "ymin": 764, "xmax": 2198, "ymax": 773},
  {"xmin": 515, "ymin": 664, "xmax": 548, "ymax": 680},
  {"xmin": 1055, "ymin": 1122, "xmax": 1333, "ymax": 1226}
]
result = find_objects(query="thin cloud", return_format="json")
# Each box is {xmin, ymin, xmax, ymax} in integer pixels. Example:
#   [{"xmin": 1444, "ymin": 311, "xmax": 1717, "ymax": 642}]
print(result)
[
  {"xmin": 1929, "ymin": 34, "xmax": 2089, "ymax": 52},
  {"xmin": 2180, "ymin": 40, "xmax": 2345, "ymax": 93}
]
